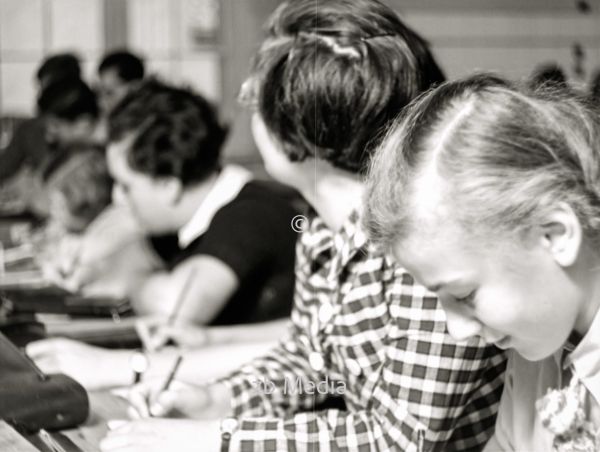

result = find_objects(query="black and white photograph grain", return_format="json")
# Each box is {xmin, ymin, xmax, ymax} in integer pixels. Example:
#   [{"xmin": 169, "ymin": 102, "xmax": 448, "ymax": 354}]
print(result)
[{"xmin": 0, "ymin": 1, "xmax": 600, "ymax": 451}]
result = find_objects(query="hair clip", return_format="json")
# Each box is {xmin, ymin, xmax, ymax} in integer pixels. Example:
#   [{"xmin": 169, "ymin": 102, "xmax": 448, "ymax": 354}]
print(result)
[
  {"xmin": 360, "ymin": 33, "xmax": 396, "ymax": 42},
  {"xmin": 294, "ymin": 30, "xmax": 362, "ymax": 59}
]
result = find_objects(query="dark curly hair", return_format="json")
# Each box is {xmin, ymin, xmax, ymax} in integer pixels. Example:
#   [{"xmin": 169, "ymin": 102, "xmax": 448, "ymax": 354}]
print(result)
[
  {"xmin": 240, "ymin": 0, "xmax": 445, "ymax": 174},
  {"xmin": 108, "ymin": 79, "xmax": 228, "ymax": 185},
  {"xmin": 36, "ymin": 53, "xmax": 81, "ymax": 89},
  {"xmin": 37, "ymin": 78, "xmax": 99, "ymax": 120},
  {"xmin": 98, "ymin": 49, "xmax": 145, "ymax": 82}
]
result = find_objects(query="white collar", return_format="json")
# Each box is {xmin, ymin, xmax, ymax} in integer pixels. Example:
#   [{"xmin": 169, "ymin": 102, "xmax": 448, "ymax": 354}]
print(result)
[
  {"xmin": 178, "ymin": 165, "xmax": 253, "ymax": 248},
  {"xmin": 565, "ymin": 305, "xmax": 600, "ymax": 404}
]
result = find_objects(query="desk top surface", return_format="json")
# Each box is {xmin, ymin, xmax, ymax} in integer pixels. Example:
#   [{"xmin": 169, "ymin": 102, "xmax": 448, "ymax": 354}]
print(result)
[
  {"xmin": 0, "ymin": 391, "xmax": 130, "ymax": 452},
  {"xmin": 62, "ymin": 391, "xmax": 130, "ymax": 451},
  {"xmin": 0, "ymin": 421, "xmax": 39, "ymax": 452}
]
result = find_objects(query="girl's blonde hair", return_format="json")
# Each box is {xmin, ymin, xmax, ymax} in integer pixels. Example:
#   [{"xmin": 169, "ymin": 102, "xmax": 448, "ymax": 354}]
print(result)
[{"xmin": 365, "ymin": 73, "xmax": 600, "ymax": 248}]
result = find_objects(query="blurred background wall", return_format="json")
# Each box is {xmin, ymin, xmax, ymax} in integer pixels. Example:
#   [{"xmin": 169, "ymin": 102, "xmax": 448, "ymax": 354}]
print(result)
[{"xmin": 1, "ymin": 0, "xmax": 599, "ymax": 168}]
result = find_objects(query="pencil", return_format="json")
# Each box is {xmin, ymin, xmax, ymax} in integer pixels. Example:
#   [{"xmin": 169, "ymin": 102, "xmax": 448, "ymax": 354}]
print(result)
[
  {"xmin": 159, "ymin": 354, "xmax": 183, "ymax": 393},
  {"xmin": 167, "ymin": 268, "xmax": 197, "ymax": 326},
  {"xmin": 147, "ymin": 355, "xmax": 183, "ymax": 417}
]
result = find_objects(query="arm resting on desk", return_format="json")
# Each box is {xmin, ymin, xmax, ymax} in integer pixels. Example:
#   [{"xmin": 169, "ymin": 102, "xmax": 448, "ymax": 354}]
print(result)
[
  {"xmin": 26, "ymin": 337, "xmax": 277, "ymax": 390},
  {"xmin": 131, "ymin": 255, "xmax": 238, "ymax": 324},
  {"xmin": 138, "ymin": 318, "xmax": 289, "ymax": 350},
  {"xmin": 205, "ymin": 319, "xmax": 288, "ymax": 345}
]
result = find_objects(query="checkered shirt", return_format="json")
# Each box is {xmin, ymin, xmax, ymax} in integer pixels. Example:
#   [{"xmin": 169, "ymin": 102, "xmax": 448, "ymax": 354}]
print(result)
[{"xmin": 219, "ymin": 211, "xmax": 506, "ymax": 452}]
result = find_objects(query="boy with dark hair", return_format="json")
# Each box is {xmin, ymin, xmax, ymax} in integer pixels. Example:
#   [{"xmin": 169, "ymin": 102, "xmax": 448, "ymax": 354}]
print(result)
[
  {"xmin": 36, "ymin": 53, "xmax": 81, "ymax": 90},
  {"xmin": 27, "ymin": 78, "xmax": 299, "ymax": 390},
  {"xmin": 0, "ymin": 53, "xmax": 82, "ymax": 182},
  {"xmin": 104, "ymin": 79, "xmax": 297, "ymax": 324},
  {"xmin": 0, "ymin": 53, "xmax": 83, "ymax": 216},
  {"xmin": 97, "ymin": 49, "xmax": 145, "ymax": 114}
]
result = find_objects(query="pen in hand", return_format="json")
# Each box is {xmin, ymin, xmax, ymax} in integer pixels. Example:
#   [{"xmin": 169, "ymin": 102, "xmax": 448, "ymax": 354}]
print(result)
[
  {"xmin": 137, "ymin": 268, "xmax": 198, "ymax": 352},
  {"xmin": 148, "ymin": 354, "xmax": 183, "ymax": 417},
  {"xmin": 160, "ymin": 354, "xmax": 183, "ymax": 393}
]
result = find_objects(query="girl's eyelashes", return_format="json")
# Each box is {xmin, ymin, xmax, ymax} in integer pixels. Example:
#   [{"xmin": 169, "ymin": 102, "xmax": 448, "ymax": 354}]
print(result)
[{"xmin": 454, "ymin": 291, "xmax": 476, "ymax": 305}]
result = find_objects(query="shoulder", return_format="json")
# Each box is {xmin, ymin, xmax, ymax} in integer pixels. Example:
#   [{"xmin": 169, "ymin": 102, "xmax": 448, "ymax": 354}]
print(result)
[
  {"xmin": 227, "ymin": 180, "xmax": 298, "ymax": 209},
  {"xmin": 211, "ymin": 180, "xmax": 300, "ymax": 226}
]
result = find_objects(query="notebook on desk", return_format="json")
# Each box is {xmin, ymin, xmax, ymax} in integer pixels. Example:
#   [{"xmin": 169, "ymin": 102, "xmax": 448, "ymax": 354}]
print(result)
[
  {"xmin": 37, "ymin": 315, "xmax": 141, "ymax": 349},
  {"xmin": 0, "ymin": 271, "xmax": 49, "ymax": 290},
  {"xmin": 0, "ymin": 286, "xmax": 132, "ymax": 318},
  {"xmin": 0, "ymin": 286, "xmax": 139, "ymax": 349}
]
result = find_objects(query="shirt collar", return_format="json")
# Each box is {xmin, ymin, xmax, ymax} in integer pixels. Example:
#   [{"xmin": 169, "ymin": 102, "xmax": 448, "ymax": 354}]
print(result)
[
  {"xmin": 178, "ymin": 165, "xmax": 253, "ymax": 248},
  {"xmin": 305, "ymin": 208, "xmax": 367, "ymax": 279},
  {"xmin": 334, "ymin": 208, "xmax": 368, "ymax": 267},
  {"xmin": 564, "ymin": 305, "xmax": 600, "ymax": 403}
]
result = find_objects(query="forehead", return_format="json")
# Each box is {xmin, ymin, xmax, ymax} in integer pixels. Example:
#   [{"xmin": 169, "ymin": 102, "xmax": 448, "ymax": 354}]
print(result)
[
  {"xmin": 395, "ymin": 214, "xmax": 461, "ymax": 269},
  {"xmin": 400, "ymin": 154, "xmax": 456, "ymax": 249},
  {"xmin": 392, "ymin": 166, "xmax": 480, "ymax": 289}
]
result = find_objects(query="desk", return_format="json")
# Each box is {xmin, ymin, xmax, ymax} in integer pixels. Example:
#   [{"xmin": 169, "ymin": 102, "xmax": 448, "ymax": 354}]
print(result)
[
  {"xmin": 0, "ymin": 421, "xmax": 39, "ymax": 451},
  {"xmin": 0, "ymin": 391, "xmax": 130, "ymax": 452},
  {"xmin": 61, "ymin": 391, "xmax": 130, "ymax": 451}
]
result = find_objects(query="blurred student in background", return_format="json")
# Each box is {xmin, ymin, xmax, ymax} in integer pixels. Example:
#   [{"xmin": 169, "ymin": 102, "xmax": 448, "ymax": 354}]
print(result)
[
  {"xmin": 97, "ymin": 49, "xmax": 145, "ymax": 115},
  {"xmin": 38, "ymin": 77, "xmax": 104, "ymax": 148},
  {"xmin": 27, "ymin": 79, "xmax": 299, "ymax": 389},
  {"xmin": 36, "ymin": 53, "xmax": 81, "ymax": 91},
  {"xmin": 0, "ymin": 52, "xmax": 81, "ymax": 182},
  {"xmin": 5, "ymin": 77, "xmax": 106, "ymax": 216},
  {"xmin": 0, "ymin": 53, "xmax": 81, "ymax": 216},
  {"xmin": 39, "ymin": 147, "xmax": 161, "ymax": 298}
]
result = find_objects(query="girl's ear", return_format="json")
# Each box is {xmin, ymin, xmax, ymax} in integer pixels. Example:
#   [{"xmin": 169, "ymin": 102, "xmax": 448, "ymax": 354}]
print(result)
[{"xmin": 539, "ymin": 203, "xmax": 582, "ymax": 267}]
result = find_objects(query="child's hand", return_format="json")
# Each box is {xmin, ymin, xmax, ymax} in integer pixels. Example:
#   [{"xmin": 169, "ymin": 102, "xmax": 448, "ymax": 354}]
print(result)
[
  {"xmin": 26, "ymin": 338, "xmax": 133, "ymax": 389},
  {"xmin": 124, "ymin": 379, "xmax": 230, "ymax": 420}
]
